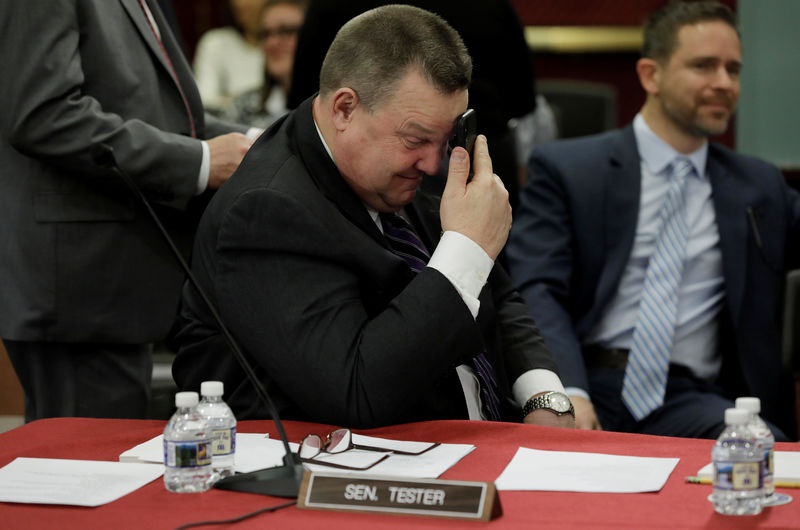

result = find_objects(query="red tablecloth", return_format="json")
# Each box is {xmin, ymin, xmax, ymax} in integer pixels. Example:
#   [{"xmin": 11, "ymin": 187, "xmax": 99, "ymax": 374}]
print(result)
[{"xmin": 0, "ymin": 418, "xmax": 797, "ymax": 529}]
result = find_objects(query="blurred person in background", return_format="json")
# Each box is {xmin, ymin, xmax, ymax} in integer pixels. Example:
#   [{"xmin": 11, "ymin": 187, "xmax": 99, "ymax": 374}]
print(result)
[
  {"xmin": 222, "ymin": 0, "xmax": 307, "ymax": 129},
  {"xmin": 194, "ymin": 0, "xmax": 267, "ymax": 113}
]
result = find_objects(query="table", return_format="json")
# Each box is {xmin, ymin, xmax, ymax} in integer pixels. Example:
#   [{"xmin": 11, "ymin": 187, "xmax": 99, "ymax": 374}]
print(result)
[{"xmin": 0, "ymin": 418, "xmax": 797, "ymax": 529}]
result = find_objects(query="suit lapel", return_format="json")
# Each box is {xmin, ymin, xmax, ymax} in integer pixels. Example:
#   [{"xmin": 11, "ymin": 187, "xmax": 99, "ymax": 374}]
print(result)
[
  {"xmin": 119, "ymin": 0, "xmax": 172, "ymax": 75},
  {"xmin": 594, "ymin": 127, "xmax": 642, "ymax": 312},
  {"xmin": 708, "ymin": 151, "xmax": 748, "ymax": 325},
  {"xmin": 118, "ymin": 0, "xmax": 204, "ymax": 122}
]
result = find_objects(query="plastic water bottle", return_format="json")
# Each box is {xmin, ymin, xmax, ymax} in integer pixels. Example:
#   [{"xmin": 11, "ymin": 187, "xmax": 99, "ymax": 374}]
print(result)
[
  {"xmin": 197, "ymin": 381, "xmax": 237, "ymax": 480},
  {"xmin": 711, "ymin": 408, "xmax": 762, "ymax": 515},
  {"xmin": 163, "ymin": 391, "xmax": 212, "ymax": 493},
  {"xmin": 735, "ymin": 397, "xmax": 775, "ymax": 502}
]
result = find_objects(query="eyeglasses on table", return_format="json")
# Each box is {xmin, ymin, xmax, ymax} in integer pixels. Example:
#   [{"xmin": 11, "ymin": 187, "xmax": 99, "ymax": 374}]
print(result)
[{"xmin": 298, "ymin": 428, "xmax": 440, "ymax": 471}]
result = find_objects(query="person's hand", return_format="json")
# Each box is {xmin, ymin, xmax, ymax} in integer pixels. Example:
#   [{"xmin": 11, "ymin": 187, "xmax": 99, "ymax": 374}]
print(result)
[
  {"xmin": 439, "ymin": 135, "xmax": 511, "ymax": 261},
  {"xmin": 206, "ymin": 132, "xmax": 253, "ymax": 190},
  {"xmin": 522, "ymin": 408, "xmax": 576, "ymax": 429},
  {"xmin": 570, "ymin": 394, "xmax": 602, "ymax": 430}
]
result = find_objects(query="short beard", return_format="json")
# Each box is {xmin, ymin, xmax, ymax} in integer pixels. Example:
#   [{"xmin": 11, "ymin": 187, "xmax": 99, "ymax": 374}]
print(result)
[{"xmin": 661, "ymin": 98, "xmax": 732, "ymax": 138}]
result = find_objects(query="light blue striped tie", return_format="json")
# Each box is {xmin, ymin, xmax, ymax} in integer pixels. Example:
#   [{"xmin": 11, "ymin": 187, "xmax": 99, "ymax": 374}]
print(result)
[{"xmin": 622, "ymin": 158, "xmax": 693, "ymax": 421}]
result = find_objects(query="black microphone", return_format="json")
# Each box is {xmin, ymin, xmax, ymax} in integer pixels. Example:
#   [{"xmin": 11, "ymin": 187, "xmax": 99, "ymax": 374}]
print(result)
[{"xmin": 93, "ymin": 143, "xmax": 303, "ymax": 497}]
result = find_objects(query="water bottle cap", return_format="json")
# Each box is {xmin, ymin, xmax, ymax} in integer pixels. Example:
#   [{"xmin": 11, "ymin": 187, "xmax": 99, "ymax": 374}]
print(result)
[
  {"xmin": 175, "ymin": 391, "xmax": 199, "ymax": 408},
  {"xmin": 734, "ymin": 396, "xmax": 761, "ymax": 414},
  {"xmin": 200, "ymin": 381, "xmax": 224, "ymax": 397},
  {"xmin": 724, "ymin": 407, "xmax": 750, "ymax": 425}
]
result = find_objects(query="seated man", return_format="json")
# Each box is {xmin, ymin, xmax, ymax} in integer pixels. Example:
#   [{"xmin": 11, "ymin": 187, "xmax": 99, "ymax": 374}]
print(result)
[
  {"xmin": 173, "ymin": 5, "xmax": 576, "ymax": 430},
  {"xmin": 507, "ymin": 0, "xmax": 799, "ymax": 440}
]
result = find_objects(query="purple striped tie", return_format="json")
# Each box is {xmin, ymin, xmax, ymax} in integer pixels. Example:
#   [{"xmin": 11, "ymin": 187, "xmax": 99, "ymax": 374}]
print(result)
[{"xmin": 380, "ymin": 213, "xmax": 502, "ymax": 421}]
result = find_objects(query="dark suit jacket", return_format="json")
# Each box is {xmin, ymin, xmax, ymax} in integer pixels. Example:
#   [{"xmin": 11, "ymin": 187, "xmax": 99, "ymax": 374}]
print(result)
[
  {"xmin": 507, "ymin": 126, "xmax": 800, "ymax": 435},
  {"xmin": 0, "ymin": 0, "xmax": 246, "ymax": 343},
  {"xmin": 173, "ymin": 97, "xmax": 557, "ymax": 428}
]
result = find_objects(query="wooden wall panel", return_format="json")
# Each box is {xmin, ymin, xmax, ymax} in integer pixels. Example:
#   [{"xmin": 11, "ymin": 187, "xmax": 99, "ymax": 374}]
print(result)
[
  {"xmin": 0, "ymin": 341, "xmax": 24, "ymax": 415},
  {"xmin": 510, "ymin": 0, "xmax": 736, "ymax": 26}
]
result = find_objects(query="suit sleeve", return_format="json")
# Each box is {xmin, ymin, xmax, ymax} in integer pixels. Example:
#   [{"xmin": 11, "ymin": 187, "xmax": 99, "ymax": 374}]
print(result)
[
  {"xmin": 1, "ymin": 1, "xmax": 202, "ymax": 210},
  {"xmin": 506, "ymin": 150, "xmax": 590, "ymax": 391},
  {"xmin": 487, "ymin": 265, "xmax": 559, "ymax": 380},
  {"xmin": 787, "ymin": 182, "xmax": 800, "ymax": 268}
]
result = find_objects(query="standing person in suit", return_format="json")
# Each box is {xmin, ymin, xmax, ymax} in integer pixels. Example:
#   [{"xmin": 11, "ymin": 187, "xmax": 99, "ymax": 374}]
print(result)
[
  {"xmin": 285, "ymin": 0, "xmax": 537, "ymax": 212},
  {"xmin": 173, "ymin": 5, "xmax": 576, "ymax": 430},
  {"xmin": 507, "ymin": 0, "xmax": 800, "ymax": 440},
  {"xmin": 0, "ymin": 0, "xmax": 255, "ymax": 421}
]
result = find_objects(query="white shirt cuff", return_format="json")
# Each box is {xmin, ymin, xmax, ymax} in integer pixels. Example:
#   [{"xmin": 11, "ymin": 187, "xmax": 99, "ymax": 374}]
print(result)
[
  {"xmin": 246, "ymin": 127, "xmax": 263, "ymax": 140},
  {"xmin": 427, "ymin": 230, "xmax": 494, "ymax": 318},
  {"xmin": 196, "ymin": 140, "xmax": 210, "ymax": 195},
  {"xmin": 512, "ymin": 369, "xmax": 566, "ymax": 408}
]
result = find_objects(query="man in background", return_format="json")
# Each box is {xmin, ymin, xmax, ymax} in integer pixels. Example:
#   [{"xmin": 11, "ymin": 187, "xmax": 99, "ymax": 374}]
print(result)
[
  {"xmin": 508, "ymin": 1, "xmax": 799, "ymax": 439},
  {"xmin": 0, "ymin": 0, "xmax": 255, "ymax": 421}
]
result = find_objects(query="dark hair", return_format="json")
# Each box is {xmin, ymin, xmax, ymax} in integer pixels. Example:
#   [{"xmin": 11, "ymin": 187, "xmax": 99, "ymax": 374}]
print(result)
[
  {"xmin": 319, "ymin": 4, "xmax": 472, "ymax": 111},
  {"xmin": 642, "ymin": 1, "xmax": 738, "ymax": 62}
]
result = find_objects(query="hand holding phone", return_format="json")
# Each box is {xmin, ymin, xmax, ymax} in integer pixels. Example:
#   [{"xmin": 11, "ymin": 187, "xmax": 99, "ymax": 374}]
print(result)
[
  {"xmin": 441, "ymin": 124, "xmax": 511, "ymax": 261},
  {"xmin": 451, "ymin": 109, "xmax": 477, "ymax": 180}
]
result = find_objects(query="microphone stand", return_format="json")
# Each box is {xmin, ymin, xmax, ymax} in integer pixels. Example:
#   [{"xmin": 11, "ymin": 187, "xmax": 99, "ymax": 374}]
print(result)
[{"xmin": 95, "ymin": 145, "xmax": 304, "ymax": 497}]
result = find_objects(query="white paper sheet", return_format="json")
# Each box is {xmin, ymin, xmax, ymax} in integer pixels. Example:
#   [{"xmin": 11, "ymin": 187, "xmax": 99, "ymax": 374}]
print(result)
[
  {"xmin": 121, "ymin": 433, "xmax": 472, "ymax": 478},
  {"xmin": 0, "ymin": 457, "xmax": 164, "ymax": 506},
  {"xmin": 495, "ymin": 447, "xmax": 679, "ymax": 493},
  {"xmin": 303, "ymin": 441, "xmax": 474, "ymax": 478},
  {"xmin": 697, "ymin": 451, "xmax": 800, "ymax": 482},
  {"xmin": 351, "ymin": 433, "xmax": 438, "ymax": 454},
  {"xmin": 119, "ymin": 433, "xmax": 304, "ymax": 473}
]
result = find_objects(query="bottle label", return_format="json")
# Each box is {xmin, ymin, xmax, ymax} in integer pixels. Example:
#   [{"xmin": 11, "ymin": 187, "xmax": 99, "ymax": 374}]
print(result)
[
  {"xmin": 713, "ymin": 461, "xmax": 761, "ymax": 491},
  {"xmin": 164, "ymin": 439, "xmax": 212, "ymax": 468},
  {"xmin": 211, "ymin": 426, "xmax": 236, "ymax": 456}
]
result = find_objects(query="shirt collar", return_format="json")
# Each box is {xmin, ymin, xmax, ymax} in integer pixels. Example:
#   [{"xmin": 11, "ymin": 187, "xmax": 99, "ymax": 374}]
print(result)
[
  {"xmin": 633, "ymin": 113, "xmax": 708, "ymax": 178},
  {"xmin": 313, "ymin": 114, "xmax": 335, "ymax": 162}
]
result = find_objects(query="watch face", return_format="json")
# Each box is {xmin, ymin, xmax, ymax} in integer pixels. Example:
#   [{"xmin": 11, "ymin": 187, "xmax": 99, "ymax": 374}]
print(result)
[{"xmin": 549, "ymin": 392, "xmax": 571, "ymax": 413}]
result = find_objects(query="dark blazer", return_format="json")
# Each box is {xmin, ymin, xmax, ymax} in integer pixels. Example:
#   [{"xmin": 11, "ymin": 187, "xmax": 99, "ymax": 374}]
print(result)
[
  {"xmin": 507, "ymin": 126, "xmax": 800, "ymax": 435},
  {"xmin": 173, "ymin": 97, "xmax": 557, "ymax": 428},
  {"xmin": 0, "ymin": 0, "xmax": 246, "ymax": 343}
]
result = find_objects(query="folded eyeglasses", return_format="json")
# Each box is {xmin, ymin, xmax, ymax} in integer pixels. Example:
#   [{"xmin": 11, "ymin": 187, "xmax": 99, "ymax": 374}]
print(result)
[{"xmin": 298, "ymin": 428, "xmax": 440, "ymax": 471}]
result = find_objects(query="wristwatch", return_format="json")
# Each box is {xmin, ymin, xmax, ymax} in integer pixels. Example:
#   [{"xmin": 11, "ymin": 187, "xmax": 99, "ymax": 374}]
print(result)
[{"xmin": 523, "ymin": 391, "xmax": 575, "ymax": 418}]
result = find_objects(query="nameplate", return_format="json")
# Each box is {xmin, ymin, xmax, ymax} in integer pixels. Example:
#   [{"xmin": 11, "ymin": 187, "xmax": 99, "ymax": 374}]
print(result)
[{"xmin": 297, "ymin": 471, "xmax": 502, "ymax": 521}]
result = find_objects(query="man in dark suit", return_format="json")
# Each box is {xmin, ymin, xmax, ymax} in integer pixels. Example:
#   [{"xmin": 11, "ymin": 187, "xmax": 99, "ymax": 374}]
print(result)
[
  {"xmin": 0, "ymin": 0, "xmax": 255, "ymax": 421},
  {"xmin": 173, "ymin": 5, "xmax": 576, "ymax": 430},
  {"xmin": 508, "ymin": 1, "xmax": 799, "ymax": 440}
]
